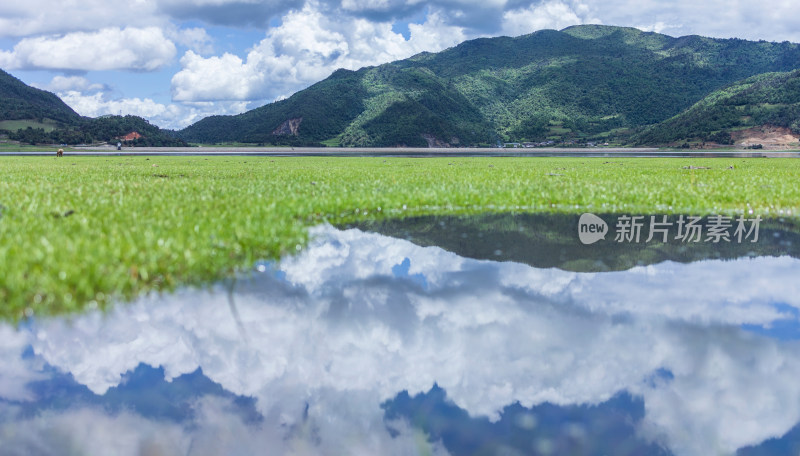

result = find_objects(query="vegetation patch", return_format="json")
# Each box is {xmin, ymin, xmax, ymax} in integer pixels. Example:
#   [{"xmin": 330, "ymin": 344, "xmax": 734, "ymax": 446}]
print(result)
[
  {"xmin": 1, "ymin": 156, "xmax": 799, "ymax": 320},
  {"xmin": 0, "ymin": 119, "xmax": 61, "ymax": 132},
  {"xmin": 636, "ymin": 70, "xmax": 800, "ymax": 146}
]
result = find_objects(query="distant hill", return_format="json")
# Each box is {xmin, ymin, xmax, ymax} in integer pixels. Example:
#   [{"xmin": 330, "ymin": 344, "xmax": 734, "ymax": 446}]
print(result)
[
  {"xmin": 635, "ymin": 69, "xmax": 800, "ymax": 146},
  {"xmin": 1, "ymin": 113, "xmax": 190, "ymax": 147},
  {"xmin": 177, "ymin": 25, "xmax": 800, "ymax": 147},
  {"xmin": 0, "ymin": 69, "xmax": 187, "ymax": 147},
  {"xmin": 0, "ymin": 68, "xmax": 81, "ymax": 124}
]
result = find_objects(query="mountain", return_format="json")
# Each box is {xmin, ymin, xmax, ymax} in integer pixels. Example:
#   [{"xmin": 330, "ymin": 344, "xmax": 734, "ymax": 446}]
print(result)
[
  {"xmin": 1, "ymin": 113, "xmax": 190, "ymax": 147},
  {"xmin": 635, "ymin": 69, "xmax": 800, "ymax": 146},
  {"xmin": 177, "ymin": 25, "xmax": 800, "ymax": 147},
  {"xmin": 0, "ymin": 69, "xmax": 187, "ymax": 147},
  {"xmin": 0, "ymin": 68, "xmax": 81, "ymax": 124},
  {"xmin": 348, "ymin": 213, "xmax": 800, "ymax": 272}
]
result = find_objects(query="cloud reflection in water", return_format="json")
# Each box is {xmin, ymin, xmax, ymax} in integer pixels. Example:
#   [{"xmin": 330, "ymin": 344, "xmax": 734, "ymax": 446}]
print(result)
[{"xmin": 2, "ymin": 225, "xmax": 800, "ymax": 455}]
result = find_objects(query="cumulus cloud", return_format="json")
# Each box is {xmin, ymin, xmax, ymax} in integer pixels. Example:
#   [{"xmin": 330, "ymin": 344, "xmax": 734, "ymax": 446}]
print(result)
[
  {"xmin": 0, "ymin": 326, "xmax": 46, "ymax": 402},
  {"xmin": 170, "ymin": 4, "xmax": 467, "ymax": 102},
  {"xmin": 55, "ymin": 89, "xmax": 249, "ymax": 129},
  {"xmin": 171, "ymin": 51, "xmax": 266, "ymax": 102},
  {"xmin": 168, "ymin": 27, "xmax": 216, "ymax": 55},
  {"xmin": 0, "ymin": 27, "xmax": 176, "ymax": 72},
  {"xmin": 502, "ymin": 1, "xmax": 596, "ymax": 37},
  {"xmin": 0, "ymin": 395, "xmax": 449, "ymax": 455},
  {"xmin": 0, "ymin": 407, "xmax": 191, "ymax": 456},
  {"xmin": 1, "ymin": 0, "xmax": 798, "ymax": 43},
  {"xmin": 0, "ymin": 0, "xmax": 163, "ymax": 37},
  {"xmin": 583, "ymin": 0, "xmax": 800, "ymax": 42},
  {"xmin": 59, "ymin": 91, "xmax": 176, "ymax": 119},
  {"xmin": 2, "ymin": 226, "xmax": 800, "ymax": 455},
  {"xmin": 41, "ymin": 75, "xmax": 108, "ymax": 93}
]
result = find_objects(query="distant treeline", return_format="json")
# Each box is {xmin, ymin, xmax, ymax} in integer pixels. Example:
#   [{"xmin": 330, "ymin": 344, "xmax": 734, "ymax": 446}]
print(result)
[{"xmin": 1, "ymin": 115, "xmax": 188, "ymax": 146}]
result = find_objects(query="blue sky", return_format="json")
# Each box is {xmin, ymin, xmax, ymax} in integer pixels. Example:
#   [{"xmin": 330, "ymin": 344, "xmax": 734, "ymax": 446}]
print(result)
[{"xmin": 1, "ymin": 0, "xmax": 799, "ymax": 130}]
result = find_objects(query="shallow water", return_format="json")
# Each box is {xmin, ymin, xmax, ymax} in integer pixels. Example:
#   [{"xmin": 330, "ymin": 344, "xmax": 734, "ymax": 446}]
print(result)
[{"xmin": 2, "ymin": 216, "xmax": 800, "ymax": 455}]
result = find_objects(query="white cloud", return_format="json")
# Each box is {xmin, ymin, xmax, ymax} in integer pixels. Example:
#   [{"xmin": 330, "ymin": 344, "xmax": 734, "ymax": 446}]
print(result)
[
  {"xmin": 3, "ymin": 226, "xmax": 799, "ymax": 455},
  {"xmin": 168, "ymin": 27, "xmax": 215, "ymax": 55},
  {"xmin": 0, "ymin": 396, "xmax": 449, "ymax": 456},
  {"xmin": 59, "ymin": 91, "xmax": 174, "ymax": 120},
  {"xmin": 0, "ymin": 407, "xmax": 191, "ymax": 456},
  {"xmin": 41, "ymin": 75, "xmax": 108, "ymax": 93},
  {"xmin": 0, "ymin": 0, "xmax": 163, "ymax": 37},
  {"xmin": 170, "ymin": 4, "xmax": 468, "ymax": 103},
  {"xmin": 2, "ymin": 0, "xmax": 800, "ymax": 45},
  {"xmin": 501, "ymin": 1, "xmax": 594, "ymax": 37},
  {"xmin": 56, "ymin": 89, "xmax": 249, "ymax": 129},
  {"xmin": 171, "ymin": 51, "xmax": 267, "ymax": 101},
  {"xmin": 0, "ymin": 326, "xmax": 46, "ymax": 402},
  {"xmin": 0, "ymin": 27, "xmax": 176, "ymax": 72},
  {"xmin": 582, "ymin": 0, "xmax": 800, "ymax": 42},
  {"xmin": 635, "ymin": 21, "xmax": 680, "ymax": 35},
  {"xmin": 406, "ymin": 11, "xmax": 468, "ymax": 53}
]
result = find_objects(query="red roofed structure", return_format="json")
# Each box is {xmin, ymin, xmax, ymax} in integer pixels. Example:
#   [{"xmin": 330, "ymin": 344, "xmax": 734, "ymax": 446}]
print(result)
[{"xmin": 118, "ymin": 131, "xmax": 143, "ymax": 141}]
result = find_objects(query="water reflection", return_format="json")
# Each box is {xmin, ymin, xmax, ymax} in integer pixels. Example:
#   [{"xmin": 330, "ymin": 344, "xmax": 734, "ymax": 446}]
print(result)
[
  {"xmin": 347, "ymin": 213, "xmax": 800, "ymax": 272},
  {"xmin": 2, "ymin": 221, "xmax": 800, "ymax": 455}
]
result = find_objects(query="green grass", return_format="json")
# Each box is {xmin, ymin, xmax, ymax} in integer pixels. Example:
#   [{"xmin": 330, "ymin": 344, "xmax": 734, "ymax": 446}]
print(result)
[
  {"xmin": 0, "ymin": 119, "xmax": 60, "ymax": 132},
  {"xmin": 321, "ymin": 137, "xmax": 343, "ymax": 147},
  {"xmin": 1, "ymin": 156, "xmax": 799, "ymax": 321}
]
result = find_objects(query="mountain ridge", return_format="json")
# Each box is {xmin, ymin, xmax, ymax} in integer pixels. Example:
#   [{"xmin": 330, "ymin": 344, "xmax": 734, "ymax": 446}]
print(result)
[
  {"xmin": 635, "ymin": 69, "xmax": 800, "ymax": 146},
  {"xmin": 0, "ymin": 69, "xmax": 81, "ymax": 124},
  {"xmin": 176, "ymin": 24, "xmax": 800, "ymax": 147}
]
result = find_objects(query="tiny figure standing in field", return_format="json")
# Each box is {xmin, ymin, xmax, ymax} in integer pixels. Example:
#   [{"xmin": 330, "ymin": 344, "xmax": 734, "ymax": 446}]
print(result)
[
  {"xmin": 117, "ymin": 142, "xmax": 122, "ymax": 151},
  {"xmin": 56, "ymin": 148, "xmax": 63, "ymax": 157}
]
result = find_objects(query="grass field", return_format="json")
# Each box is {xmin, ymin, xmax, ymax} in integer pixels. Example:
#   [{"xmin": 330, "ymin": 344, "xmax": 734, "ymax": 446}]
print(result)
[
  {"xmin": 0, "ymin": 119, "xmax": 60, "ymax": 132},
  {"xmin": 1, "ymin": 156, "xmax": 799, "ymax": 320}
]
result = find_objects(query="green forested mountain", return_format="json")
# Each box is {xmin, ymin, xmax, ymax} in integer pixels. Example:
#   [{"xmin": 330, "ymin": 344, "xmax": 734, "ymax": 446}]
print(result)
[
  {"xmin": 635, "ymin": 69, "xmax": 800, "ymax": 145},
  {"xmin": 0, "ymin": 69, "xmax": 187, "ymax": 146},
  {"xmin": 1, "ymin": 113, "xmax": 189, "ymax": 147},
  {"xmin": 0, "ymin": 68, "xmax": 81, "ymax": 124},
  {"xmin": 177, "ymin": 25, "xmax": 800, "ymax": 147}
]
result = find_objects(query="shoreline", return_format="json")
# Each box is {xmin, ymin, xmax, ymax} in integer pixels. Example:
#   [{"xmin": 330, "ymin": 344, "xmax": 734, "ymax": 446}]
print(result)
[{"xmin": 1, "ymin": 146, "xmax": 799, "ymax": 158}]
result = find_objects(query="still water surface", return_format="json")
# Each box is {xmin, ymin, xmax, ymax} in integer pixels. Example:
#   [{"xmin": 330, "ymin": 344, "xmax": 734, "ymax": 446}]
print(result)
[{"xmin": 2, "ymin": 215, "xmax": 800, "ymax": 455}]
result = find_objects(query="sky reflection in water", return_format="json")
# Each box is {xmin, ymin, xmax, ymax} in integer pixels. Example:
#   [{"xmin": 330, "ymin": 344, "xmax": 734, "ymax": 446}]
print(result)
[{"xmin": 2, "ymin": 222, "xmax": 800, "ymax": 455}]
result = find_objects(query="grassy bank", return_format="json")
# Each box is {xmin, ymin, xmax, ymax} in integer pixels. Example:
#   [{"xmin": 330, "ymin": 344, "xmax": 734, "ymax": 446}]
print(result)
[{"xmin": 1, "ymin": 156, "xmax": 799, "ymax": 320}]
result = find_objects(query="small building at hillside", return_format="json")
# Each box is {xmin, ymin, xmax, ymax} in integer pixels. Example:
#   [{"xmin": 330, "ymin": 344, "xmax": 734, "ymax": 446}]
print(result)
[{"xmin": 118, "ymin": 131, "xmax": 143, "ymax": 141}]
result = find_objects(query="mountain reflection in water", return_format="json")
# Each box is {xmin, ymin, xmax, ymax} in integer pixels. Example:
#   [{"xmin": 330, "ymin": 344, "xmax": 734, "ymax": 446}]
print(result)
[{"xmin": 2, "ymin": 216, "xmax": 800, "ymax": 456}]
